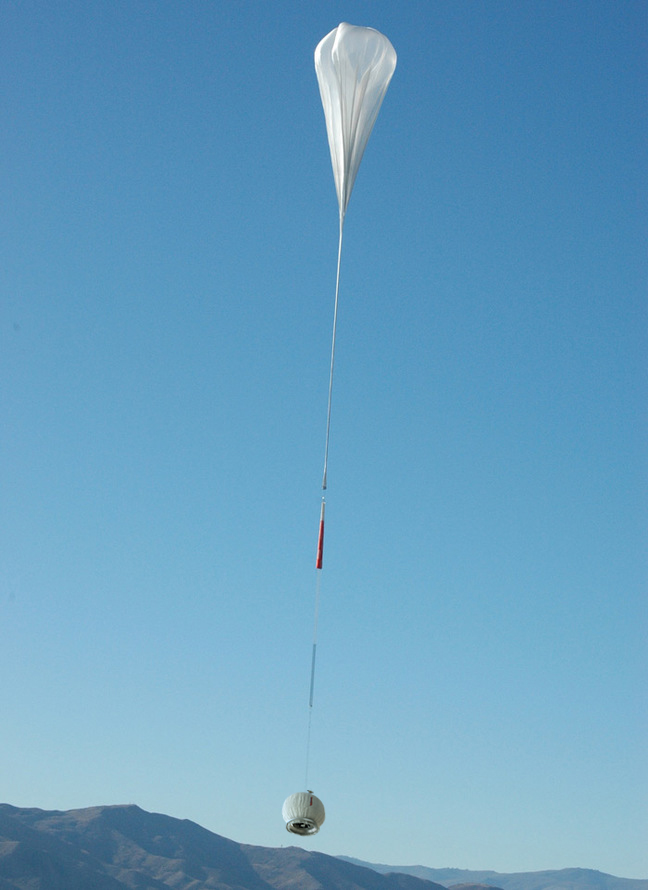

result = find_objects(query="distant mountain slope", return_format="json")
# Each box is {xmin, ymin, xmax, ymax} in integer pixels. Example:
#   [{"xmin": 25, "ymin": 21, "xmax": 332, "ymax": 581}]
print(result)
[
  {"xmin": 338, "ymin": 859, "xmax": 648, "ymax": 890},
  {"xmin": 0, "ymin": 803, "xmax": 448, "ymax": 890},
  {"xmin": 449, "ymin": 884, "xmax": 506, "ymax": 890},
  {"xmin": 1, "ymin": 804, "xmax": 643, "ymax": 890}
]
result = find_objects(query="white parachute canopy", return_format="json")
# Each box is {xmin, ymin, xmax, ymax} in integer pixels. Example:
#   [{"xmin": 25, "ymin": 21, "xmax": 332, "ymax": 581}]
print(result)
[{"xmin": 315, "ymin": 23, "xmax": 397, "ymax": 222}]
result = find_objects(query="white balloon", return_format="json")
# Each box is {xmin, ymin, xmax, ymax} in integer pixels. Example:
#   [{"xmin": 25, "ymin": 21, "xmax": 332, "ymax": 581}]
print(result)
[
  {"xmin": 315, "ymin": 23, "xmax": 397, "ymax": 221},
  {"xmin": 282, "ymin": 791, "xmax": 326, "ymax": 836}
]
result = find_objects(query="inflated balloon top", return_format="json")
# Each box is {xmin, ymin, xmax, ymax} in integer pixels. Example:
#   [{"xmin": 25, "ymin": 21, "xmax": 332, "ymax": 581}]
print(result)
[{"xmin": 315, "ymin": 23, "xmax": 397, "ymax": 222}]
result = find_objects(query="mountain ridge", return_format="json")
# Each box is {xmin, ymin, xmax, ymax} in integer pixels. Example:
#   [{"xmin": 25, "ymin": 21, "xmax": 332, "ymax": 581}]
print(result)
[
  {"xmin": 337, "ymin": 858, "xmax": 648, "ymax": 890},
  {"xmin": 0, "ymin": 803, "xmax": 457, "ymax": 890},
  {"xmin": 0, "ymin": 804, "xmax": 644, "ymax": 890}
]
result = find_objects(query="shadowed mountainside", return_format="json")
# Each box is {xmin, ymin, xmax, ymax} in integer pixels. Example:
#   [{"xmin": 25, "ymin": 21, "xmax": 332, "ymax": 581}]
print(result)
[
  {"xmin": 0, "ymin": 804, "xmax": 644, "ymax": 890},
  {"xmin": 0, "ymin": 803, "xmax": 448, "ymax": 890}
]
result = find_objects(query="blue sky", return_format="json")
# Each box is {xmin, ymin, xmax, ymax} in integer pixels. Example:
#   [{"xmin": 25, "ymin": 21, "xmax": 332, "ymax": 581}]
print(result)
[{"xmin": 1, "ymin": 0, "xmax": 646, "ymax": 878}]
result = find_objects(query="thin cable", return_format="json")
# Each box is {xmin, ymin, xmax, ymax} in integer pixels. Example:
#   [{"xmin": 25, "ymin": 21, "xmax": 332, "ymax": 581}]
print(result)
[
  {"xmin": 306, "ymin": 212, "xmax": 343, "ymax": 787},
  {"xmin": 305, "ymin": 565, "xmax": 323, "ymax": 789},
  {"xmin": 321, "ymin": 218, "xmax": 344, "ymax": 491}
]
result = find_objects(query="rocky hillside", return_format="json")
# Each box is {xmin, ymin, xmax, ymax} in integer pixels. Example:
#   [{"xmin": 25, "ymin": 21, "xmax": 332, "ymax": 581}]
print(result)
[{"xmin": 0, "ymin": 803, "xmax": 448, "ymax": 890}]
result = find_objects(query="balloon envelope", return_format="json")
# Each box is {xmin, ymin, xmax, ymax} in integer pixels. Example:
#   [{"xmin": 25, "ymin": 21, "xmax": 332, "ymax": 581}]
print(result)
[
  {"xmin": 315, "ymin": 23, "xmax": 397, "ymax": 220},
  {"xmin": 282, "ymin": 791, "xmax": 326, "ymax": 836}
]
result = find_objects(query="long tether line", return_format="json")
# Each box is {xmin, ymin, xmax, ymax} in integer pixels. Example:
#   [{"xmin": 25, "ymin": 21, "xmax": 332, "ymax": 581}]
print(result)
[
  {"xmin": 305, "ymin": 217, "xmax": 344, "ymax": 789},
  {"xmin": 321, "ymin": 218, "xmax": 344, "ymax": 492},
  {"xmin": 304, "ymin": 565, "xmax": 322, "ymax": 788}
]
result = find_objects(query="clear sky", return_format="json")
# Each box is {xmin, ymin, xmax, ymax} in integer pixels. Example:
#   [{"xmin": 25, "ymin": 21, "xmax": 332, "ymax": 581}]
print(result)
[{"xmin": 2, "ymin": 0, "xmax": 646, "ymax": 879}]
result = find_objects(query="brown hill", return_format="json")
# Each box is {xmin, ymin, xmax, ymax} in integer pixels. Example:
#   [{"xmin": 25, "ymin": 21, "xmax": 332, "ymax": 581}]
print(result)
[{"xmin": 0, "ymin": 803, "xmax": 449, "ymax": 890}]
